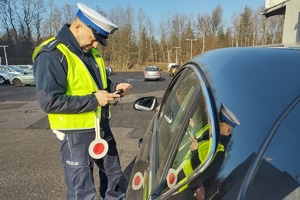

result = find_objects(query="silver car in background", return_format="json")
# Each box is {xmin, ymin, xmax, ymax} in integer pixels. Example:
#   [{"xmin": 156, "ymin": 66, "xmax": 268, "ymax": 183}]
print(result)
[
  {"xmin": 9, "ymin": 67, "xmax": 35, "ymax": 87},
  {"xmin": 143, "ymin": 65, "xmax": 162, "ymax": 81},
  {"xmin": 0, "ymin": 65, "xmax": 24, "ymax": 75},
  {"xmin": 0, "ymin": 71, "xmax": 13, "ymax": 84}
]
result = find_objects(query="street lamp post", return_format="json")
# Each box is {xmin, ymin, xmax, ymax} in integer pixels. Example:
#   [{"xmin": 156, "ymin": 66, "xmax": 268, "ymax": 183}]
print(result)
[
  {"xmin": 165, "ymin": 50, "xmax": 172, "ymax": 63},
  {"xmin": 173, "ymin": 47, "xmax": 181, "ymax": 64},
  {"xmin": 186, "ymin": 38, "xmax": 197, "ymax": 59},
  {"xmin": 0, "ymin": 45, "xmax": 9, "ymax": 65}
]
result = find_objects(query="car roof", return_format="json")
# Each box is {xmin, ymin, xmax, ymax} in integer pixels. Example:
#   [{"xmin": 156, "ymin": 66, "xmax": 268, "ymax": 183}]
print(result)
[
  {"xmin": 190, "ymin": 46, "xmax": 300, "ymax": 109},
  {"xmin": 186, "ymin": 46, "xmax": 300, "ymax": 172}
]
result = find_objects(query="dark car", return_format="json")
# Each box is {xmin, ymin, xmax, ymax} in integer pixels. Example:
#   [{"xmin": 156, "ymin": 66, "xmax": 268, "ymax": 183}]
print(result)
[{"xmin": 126, "ymin": 45, "xmax": 300, "ymax": 200}]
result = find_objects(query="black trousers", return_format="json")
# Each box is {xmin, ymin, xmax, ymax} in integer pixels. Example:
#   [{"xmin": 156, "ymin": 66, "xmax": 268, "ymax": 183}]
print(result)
[{"xmin": 60, "ymin": 123, "xmax": 123, "ymax": 200}]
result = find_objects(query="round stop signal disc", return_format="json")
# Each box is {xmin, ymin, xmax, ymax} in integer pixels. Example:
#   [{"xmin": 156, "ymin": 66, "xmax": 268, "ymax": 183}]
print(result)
[
  {"xmin": 132, "ymin": 172, "xmax": 144, "ymax": 190},
  {"xmin": 89, "ymin": 139, "xmax": 108, "ymax": 159},
  {"xmin": 166, "ymin": 168, "xmax": 177, "ymax": 188}
]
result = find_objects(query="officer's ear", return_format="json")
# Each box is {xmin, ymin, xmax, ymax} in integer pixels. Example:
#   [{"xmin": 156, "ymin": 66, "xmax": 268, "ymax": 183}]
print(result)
[{"xmin": 71, "ymin": 17, "xmax": 84, "ymax": 34}]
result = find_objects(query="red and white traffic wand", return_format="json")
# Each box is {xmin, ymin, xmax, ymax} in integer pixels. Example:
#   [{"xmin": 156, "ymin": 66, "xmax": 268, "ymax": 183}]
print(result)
[{"xmin": 89, "ymin": 113, "xmax": 108, "ymax": 159}]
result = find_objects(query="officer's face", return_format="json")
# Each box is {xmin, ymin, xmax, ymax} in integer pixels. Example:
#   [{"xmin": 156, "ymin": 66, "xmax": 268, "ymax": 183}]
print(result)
[
  {"xmin": 82, "ymin": 39, "xmax": 98, "ymax": 53},
  {"xmin": 220, "ymin": 122, "xmax": 233, "ymax": 136},
  {"xmin": 82, "ymin": 29, "xmax": 99, "ymax": 52},
  {"xmin": 77, "ymin": 23, "xmax": 99, "ymax": 52}
]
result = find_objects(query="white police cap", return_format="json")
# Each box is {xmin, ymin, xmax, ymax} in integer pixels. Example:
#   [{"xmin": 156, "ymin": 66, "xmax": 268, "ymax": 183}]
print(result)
[
  {"xmin": 219, "ymin": 103, "xmax": 240, "ymax": 127},
  {"xmin": 76, "ymin": 3, "xmax": 118, "ymax": 46}
]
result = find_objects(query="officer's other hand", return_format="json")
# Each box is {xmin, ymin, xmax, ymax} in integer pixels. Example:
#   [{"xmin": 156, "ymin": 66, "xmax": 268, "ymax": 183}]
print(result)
[
  {"xmin": 189, "ymin": 132, "xmax": 198, "ymax": 151},
  {"xmin": 94, "ymin": 90, "xmax": 120, "ymax": 106},
  {"xmin": 116, "ymin": 83, "xmax": 132, "ymax": 96}
]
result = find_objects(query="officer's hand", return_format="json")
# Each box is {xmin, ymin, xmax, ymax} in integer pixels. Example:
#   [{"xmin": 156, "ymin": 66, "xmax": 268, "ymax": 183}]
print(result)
[
  {"xmin": 94, "ymin": 90, "xmax": 120, "ymax": 106},
  {"xmin": 116, "ymin": 83, "xmax": 132, "ymax": 96},
  {"xmin": 189, "ymin": 132, "xmax": 198, "ymax": 151}
]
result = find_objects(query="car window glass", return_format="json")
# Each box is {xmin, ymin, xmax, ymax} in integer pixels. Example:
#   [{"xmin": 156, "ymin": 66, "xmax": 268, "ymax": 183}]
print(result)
[
  {"xmin": 0, "ymin": 66, "xmax": 6, "ymax": 72},
  {"xmin": 146, "ymin": 66, "xmax": 159, "ymax": 71},
  {"xmin": 155, "ymin": 68, "xmax": 201, "ymax": 185},
  {"xmin": 246, "ymin": 102, "xmax": 300, "ymax": 199},
  {"xmin": 171, "ymin": 95, "xmax": 210, "ymax": 170},
  {"xmin": 161, "ymin": 93, "xmax": 211, "ymax": 192}
]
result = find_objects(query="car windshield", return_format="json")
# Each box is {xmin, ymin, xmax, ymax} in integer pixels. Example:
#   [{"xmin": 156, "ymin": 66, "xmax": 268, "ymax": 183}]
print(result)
[
  {"xmin": 154, "ymin": 67, "xmax": 212, "ymax": 187},
  {"xmin": 0, "ymin": 65, "xmax": 24, "ymax": 73},
  {"xmin": 146, "ymin": 66, "xmax": 159, "ymax": 71}
]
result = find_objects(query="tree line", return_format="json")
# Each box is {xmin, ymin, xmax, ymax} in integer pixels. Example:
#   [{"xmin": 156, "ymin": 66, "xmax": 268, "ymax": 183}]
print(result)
[{"xmin": 0, "ymin": 0, "xmax": 284, "ymax": 70}]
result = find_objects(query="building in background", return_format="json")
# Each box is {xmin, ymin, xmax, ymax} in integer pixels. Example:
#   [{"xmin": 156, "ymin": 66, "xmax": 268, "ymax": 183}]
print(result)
[{"xmin": 262, "ymin": 0, "xmax": 300, "ymax": 44}]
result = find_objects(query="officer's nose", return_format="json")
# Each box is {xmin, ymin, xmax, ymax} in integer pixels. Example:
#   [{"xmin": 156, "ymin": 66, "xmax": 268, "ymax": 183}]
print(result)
[{"xmin": 92, "ymin": 41, "xmax": 99, "ymax": 48}]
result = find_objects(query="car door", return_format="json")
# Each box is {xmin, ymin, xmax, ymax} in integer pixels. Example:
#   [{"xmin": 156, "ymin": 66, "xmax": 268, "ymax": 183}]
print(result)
[
  {"xmin": 151, "ymin": 64, "xmax": 219, "ymax": 199},
  {"xmin": 211, "ymin": 96, "xmax": 300, "ymax": 200},
  {"xmin": 241, "ymin": 98, "xmax": 300, "ymax": 200}
]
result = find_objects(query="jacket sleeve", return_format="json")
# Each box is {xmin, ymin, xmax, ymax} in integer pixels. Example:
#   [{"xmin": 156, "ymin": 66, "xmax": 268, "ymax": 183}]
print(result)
[
  {"xmin": 33, "ymin": 52, "xmax": 98, "ymax": 114},
  {"xmin": 107, "ymin": 78, "xmax": 118, "ymax": 93}
]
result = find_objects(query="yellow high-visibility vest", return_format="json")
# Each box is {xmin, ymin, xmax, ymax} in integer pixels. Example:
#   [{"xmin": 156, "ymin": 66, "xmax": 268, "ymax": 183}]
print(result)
[
  {"xmin": 33, "ymin": 38, "xmax": 108, "ymax": 130},
  {"xmin": 179, "ymin": 140, "xmax": 225, "ymax": 192}
]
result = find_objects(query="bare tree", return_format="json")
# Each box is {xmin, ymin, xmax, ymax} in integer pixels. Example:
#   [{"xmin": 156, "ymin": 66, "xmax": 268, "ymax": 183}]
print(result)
[
  {"xmin": 196, "ymin": 14, "xmax": 211, "ymax": 52},
  {"xmin": 32, "ymin": 0, "xmax": 45, "ymax": 45},
  {"xmin": 42, "ymin": 0, "xmax": 62, "ymax": 38},
  {"xmin": 62, "ymin": 4, "xmax": 77, "ymax": 24},
  {"xmin": 0, "ymin": 1, "xmax": 281, "ymax": 66},
  {"xmin": 107, "ymin": 4, "xmax": 136, "ymax": 69},
  {"xmin": 211, "ymin": 5, "xmax": 223, "ymax": 36},
  {"xmin": 0, "ymin": 0, "xmax": 13, "ymax": 41},
  {"xmin": 158, "ymin": 16, "xmax": 172, "ymax": 63},
  {"xmin": 168, "ymin": 12, "xmax": 187, "ymax": 64},
  {"xmin": 1, "ymin": 0, "xmax": 19, "ymax": 44},
  {"xmin": 137, "ymin": 8, "xmax": 147, "ymax": 64}
]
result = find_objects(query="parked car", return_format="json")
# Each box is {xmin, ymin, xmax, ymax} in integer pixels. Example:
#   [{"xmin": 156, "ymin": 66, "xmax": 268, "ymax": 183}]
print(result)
[
  {"xmin": 126, "ymin": 45, "xmax": 300, "ymax": 200},
  {"xmin": 0, "ymin": 71, "xmax": 14, "ymax": 84},
  {"xmin": 144, "ymin": 65, "xmax": 162, "ymax": 81},
  {"xmin": 15, "ymin": 65, "xmax": 32, "ymax": 71},
  {"xmin": 168, "ymin": 64, "xmax": 181, "ymax": 77},
  {"xmin": 9, "ymin": 68, "xmax": 35, "ymax": 86},
  {"xmin": 0, "ymin": 65, "xmax": 24, "ymax": 75}
]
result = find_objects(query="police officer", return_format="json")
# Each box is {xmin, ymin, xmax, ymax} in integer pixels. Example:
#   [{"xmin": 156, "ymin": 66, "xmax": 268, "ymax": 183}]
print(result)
[
  {"xmin": 187, "ymin": 103, "xmax": 240, "ymax": 198},
  {"xmin": 32, "ymin": 3, "xmax": 131, "ymax": 200},
  {"xmin": 188, "ymin": 103, "xmax": 240, "ymax": 175},
  {"xmin": 167, "ymin": 104, "xmax": 240, "ymax": 199}
]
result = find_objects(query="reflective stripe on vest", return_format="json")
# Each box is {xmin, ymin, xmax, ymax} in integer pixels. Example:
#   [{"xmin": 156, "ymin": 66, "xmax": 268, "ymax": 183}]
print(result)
[
  {"xmin": 33, "ymin": 38, "xmax": 108, "ymax": 130},
  {"xmin": 183, "ymin": 141, "xmax": 225, "ymax": 176},
  {"xmin": 178, "ymin": 142, "xmax": 225, "ymax": 193}
]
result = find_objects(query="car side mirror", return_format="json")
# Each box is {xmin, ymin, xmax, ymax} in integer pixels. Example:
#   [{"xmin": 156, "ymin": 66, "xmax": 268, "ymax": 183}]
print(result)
[{"xmin": 133, "ymin": 96, "xmax": 158, "ymax": 111}]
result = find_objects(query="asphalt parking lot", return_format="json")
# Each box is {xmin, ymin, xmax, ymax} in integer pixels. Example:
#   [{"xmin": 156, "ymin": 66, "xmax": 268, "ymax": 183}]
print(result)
[{"xmin": 0, "ymin": 72, "xmax": 171, "ymax": 199}]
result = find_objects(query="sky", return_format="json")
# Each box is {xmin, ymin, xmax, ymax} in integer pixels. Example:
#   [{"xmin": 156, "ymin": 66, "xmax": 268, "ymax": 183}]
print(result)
[{"xmin": 56, "ymin": 0, "xmax": 266, "ymax": 26}]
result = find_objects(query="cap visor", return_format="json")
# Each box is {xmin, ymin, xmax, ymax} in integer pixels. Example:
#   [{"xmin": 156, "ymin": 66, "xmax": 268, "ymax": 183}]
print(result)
[{"xmin": 92, "ymin": 29, "xmax": 107, "ymax": 47}]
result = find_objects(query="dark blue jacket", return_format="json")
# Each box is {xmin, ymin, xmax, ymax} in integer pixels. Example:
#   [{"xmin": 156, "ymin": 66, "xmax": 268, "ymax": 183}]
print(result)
[{"xmin": 33, "ymin": 24, "xmax": 117, "ymax": 132}]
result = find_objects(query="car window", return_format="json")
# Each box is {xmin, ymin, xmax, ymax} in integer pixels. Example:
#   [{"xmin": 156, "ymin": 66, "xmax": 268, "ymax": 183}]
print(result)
[
  {"xmin": 245, "ymin": 102, "xmax": 300, "ymax": 199},
  {"xmin": 0, "ymin": 66, "xmax": 7, "ymax": 72},
  {"xmin": 146, "ymin": 66, "xmax": 159, "ymax": 71},
  {"xmin": 160, "ymin": 82, "xmax": 213, "ymax": 195},
  {"xmin": 154, "ymin": 68, "xmax": 206, "ymax": 187},
  {"xmin": 170, "ymin": 95, "xmax": 210, "ymax": 173}
]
